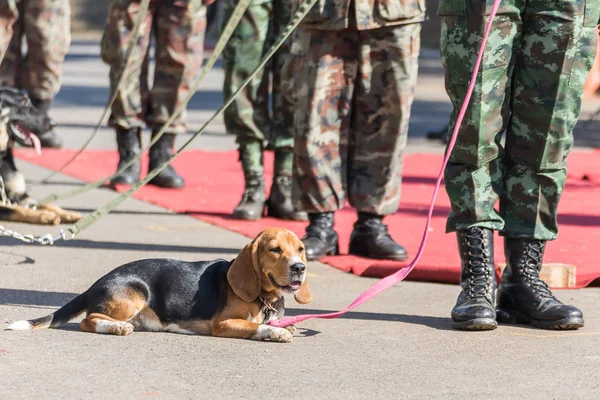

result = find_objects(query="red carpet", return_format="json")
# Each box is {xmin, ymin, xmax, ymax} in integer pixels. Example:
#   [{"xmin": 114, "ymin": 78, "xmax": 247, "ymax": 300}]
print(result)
[{"xmin": 14, "ymin": 148, "xmax": 600, "ymax": 289}]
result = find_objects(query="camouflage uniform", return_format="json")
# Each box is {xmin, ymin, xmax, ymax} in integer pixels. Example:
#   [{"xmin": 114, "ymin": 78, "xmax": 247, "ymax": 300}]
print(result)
[
  {"xmin": 440, "ymin": 0, "xmax": 598, "ymax": 331},
  {"xmin": 441, "ymin": 0, "xmax": 599, "ymax": 240},
  {"xmin": 102, "ymin": 0, "xmax": 207, "ymax": 189},
  {"xmin": 0, "ymin": 0, "xmax": 70, "ymax": 101},
  {"xmin": 291, "ymin": 0, "xmax": 424, "ymax": 261},
  {"xmin": 101, "ymin": 0, "xmax": 206, "ymax": 135},
  {"xmin": 0, "ymin": 0, "xmax": 69, "ymax": 148},
  {"xmin": 223, "ymin": 0, "xmax": 305, "ymax": 220},
  {"xmin": 292, "ymin": 0, "xmax": 424, "ymax": 215},
  {"xmin": 222, "ymin": 0, "xmax": 294, "ymax": 157},
  {"xmin": 0, "ymin": 0, "xmax": 17, "ymax": 64}
]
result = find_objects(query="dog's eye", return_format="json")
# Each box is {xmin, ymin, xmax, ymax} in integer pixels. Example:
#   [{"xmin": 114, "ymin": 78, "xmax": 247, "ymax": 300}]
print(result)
[
  {"xmin": 298, "ymin": 247, "xmax": 304, "ymax": 253},
  {"xmin": 270, "ymin": 247, "xmax": 282, "ymax": 254}
]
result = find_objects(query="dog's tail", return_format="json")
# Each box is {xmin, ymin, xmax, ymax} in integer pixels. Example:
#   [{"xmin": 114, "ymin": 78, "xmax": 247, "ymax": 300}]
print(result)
[{"xmin": 5, "ymin": 293, "xmax": 86, "ymax": 331}]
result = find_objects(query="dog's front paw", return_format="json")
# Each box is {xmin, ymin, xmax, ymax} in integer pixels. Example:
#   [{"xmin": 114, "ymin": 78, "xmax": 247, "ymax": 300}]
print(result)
[
  {"xmin": 285, "ymin": 325, "xmax": 297, "ymax": 336},
  {"xmin": 271, "ymin": 327, "xmax": 293, "ymax": 343},
  {"xmin": 37, "ymin": 210, "xmax": 60, "ymax": 225},
  {"xmin": 252, "ymin": 325, "xmax": 294, "ymax": 343},
  {"xmin": 57, "ymin": 210, "xmax": 82, "ymax": 223},
  {"xmin": 39, "ymin": 204, "xmax": 82, "ymax": 223}
]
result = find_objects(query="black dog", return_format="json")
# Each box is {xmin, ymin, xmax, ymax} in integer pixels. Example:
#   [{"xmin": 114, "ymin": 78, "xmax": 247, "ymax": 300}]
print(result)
[{"xmin": 0, "ymin": 87, "xmax": 81, "ymax": 224}]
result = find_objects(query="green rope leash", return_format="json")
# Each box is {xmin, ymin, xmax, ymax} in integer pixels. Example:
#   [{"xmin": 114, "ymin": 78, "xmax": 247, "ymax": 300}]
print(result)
[
  {"xmin": 67, "ymin": 0, "xmax": 318, "ymax": 237},
  {"xmin": 36, "ymin": 0, "xmax": 152, "ymax": 185},
  {"xmin": 40, "ymin": 0, "xmax": 252, "ymax": 205}
]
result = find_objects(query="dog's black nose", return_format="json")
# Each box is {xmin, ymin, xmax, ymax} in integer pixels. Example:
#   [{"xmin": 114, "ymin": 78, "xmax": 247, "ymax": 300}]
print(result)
[{"xmin": 290, "ymin": 263, "xmax": 306, "ymax": 274}]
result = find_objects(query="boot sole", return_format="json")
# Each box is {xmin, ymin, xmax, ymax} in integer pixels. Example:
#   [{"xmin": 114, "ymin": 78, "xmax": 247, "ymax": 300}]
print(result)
[
  {"xmin": 452, "ymin": 318, "xmax": 498, "ymax": 331},
  {"xmin": 348, "ymin": 248, "xmax": 408, "ymax": 261},
  {"xmin": 357, "ymin": 253, "xmax": 408, "ymax": 261},
  {"xmin": 232, "ymin": 204, "xmax": 266, "ymax": 221},
  {"xmin": 148, "ymin": 180, "xmax": 185, "ymax": 189},
  {"xmin": 306, "ymin": 244, "xmax": 339, "ymax": 261},
  {"xmin": 497, "ymin": 308, "xmax": 584, "ymax": 330},
  {"xmin": 232, "ymin": 212, "xmax": 263, "ymax": 221},
  {"xmin": 109, "ymin": 178, "xmax": 140, "ymax": 187}
]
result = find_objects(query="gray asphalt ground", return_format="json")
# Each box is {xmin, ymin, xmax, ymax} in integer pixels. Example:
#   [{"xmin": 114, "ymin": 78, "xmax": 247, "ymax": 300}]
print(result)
[{"xmin": 1, "ymin": 39, "xmax": 600, "ymax": 399}]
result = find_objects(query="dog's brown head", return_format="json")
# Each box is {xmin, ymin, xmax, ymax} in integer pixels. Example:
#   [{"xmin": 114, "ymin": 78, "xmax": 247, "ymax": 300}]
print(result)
[{"xmin": 227, "ymin": 228, "xmax": 312, "ymax": 304}]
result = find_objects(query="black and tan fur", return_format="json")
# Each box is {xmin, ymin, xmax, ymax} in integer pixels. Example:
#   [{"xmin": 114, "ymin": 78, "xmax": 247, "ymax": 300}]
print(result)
[
  {"xmin": 0, "ymin": 87, "xmax": 81, "ymax": 225},
  {"xmin": 6, "ymin": 228, "xmax": 312, "ymax": 343}
]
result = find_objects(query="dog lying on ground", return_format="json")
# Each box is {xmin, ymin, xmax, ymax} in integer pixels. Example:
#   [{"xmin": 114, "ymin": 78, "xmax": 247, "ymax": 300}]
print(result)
[
  {"xmin": 0, "ymin": 87, "xmax": 81, "ymax": 225},
  {"xmin": 6, "ymin": 228, "xmax": 312, "ymax": 343}
]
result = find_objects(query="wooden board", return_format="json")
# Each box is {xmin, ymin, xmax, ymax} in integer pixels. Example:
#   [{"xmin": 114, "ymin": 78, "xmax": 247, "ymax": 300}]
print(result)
[{"xmin": 496, "ymin": 263, "xmax": 577, "ymax": 289}]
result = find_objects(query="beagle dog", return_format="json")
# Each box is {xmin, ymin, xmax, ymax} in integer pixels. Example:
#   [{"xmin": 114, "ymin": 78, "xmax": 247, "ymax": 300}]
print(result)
[
  {"xmin": 0, "ymin": 87, "xmax": 81, "ymax": 225},
  {"xmin": 6, "ymin": 228, "xmax": 311, "ymax": 343}
]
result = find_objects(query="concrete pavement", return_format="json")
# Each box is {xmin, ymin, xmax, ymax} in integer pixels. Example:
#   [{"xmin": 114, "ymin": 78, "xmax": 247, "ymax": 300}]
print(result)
[{"xmin": 1, "ymin": 39, "xmax": 600, "ymax": 399}]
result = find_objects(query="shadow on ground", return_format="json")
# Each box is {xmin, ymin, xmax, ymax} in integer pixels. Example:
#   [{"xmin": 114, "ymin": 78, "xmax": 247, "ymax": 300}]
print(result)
[
  {"xmin": 0, "ymin": 238, "xmax": 240, "ymax": 254},
  {"xmin": 0, "ymin": 288, "xmax": 76, "ymax": 308},
  {"xmin": 286, "ymin": 308, "xmax": 453, "ymax": 331}
]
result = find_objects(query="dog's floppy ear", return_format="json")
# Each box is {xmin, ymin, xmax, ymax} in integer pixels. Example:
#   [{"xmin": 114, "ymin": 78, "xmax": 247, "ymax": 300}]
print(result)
[
  {"xmin": 294, "ymin": 250, "xmax": 312, "ymax": 304},
  {"xmin": 228, "ymin": 237, "xmax": 261, "ymax": 302}
]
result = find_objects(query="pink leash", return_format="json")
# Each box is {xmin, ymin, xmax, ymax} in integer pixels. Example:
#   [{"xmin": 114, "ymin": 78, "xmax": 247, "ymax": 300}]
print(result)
[{"xmin": 270, "ymin": 0, "xmax": 503, "ymax": 329}]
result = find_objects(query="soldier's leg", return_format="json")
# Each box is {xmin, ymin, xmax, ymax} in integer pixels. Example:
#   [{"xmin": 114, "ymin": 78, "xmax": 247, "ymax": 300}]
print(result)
[
  {"xmin": 222, "ymin": 0, "xmax": 273, "ymax": 220},
  {"xmin": 346, "ymin": 23, "xmax": 421, "ymax": 261},
  {"xmin": 292, "ymin": 27, "xmax": 358, "ymax": 260},
  {"xmin": 265, "ymin": 0, "xmax": 306, "ymax": 221},
  {"xmin": 0, "ymin": 0, "xmax": 18, "ymax": 62},
  {"xmin": 439, "ymin": 0, "xmax": 522, "ymax": 330},
  {"xmin": 101, "ymin": 0, "xmax": 153, "ymax": 185},
  {"xmin": 21, "ymin": 0, "xmax": 70, "ymax": 101},
  {"xmin": 0, "ymin": 0, "xmax": 24, "ymax": 89},
  {"xmin": 19, "ymin": 0, "xmax": 70, "ymax": 148},
  {"xmin": 495, "ymin": 0, "xmax": 598, "ymax": 330},
  {"xmin": 148, "ymin": 0, "xmax": 205, "ymax": 189}
]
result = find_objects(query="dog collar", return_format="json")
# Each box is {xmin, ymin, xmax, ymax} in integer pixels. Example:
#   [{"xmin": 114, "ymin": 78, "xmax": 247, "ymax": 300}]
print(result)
[{"xmin": 259, "ymin": 295, "xmax": 281, "ymax": 323}]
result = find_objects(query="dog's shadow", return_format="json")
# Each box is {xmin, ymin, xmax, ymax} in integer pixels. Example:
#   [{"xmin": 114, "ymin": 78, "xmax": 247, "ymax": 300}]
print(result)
[{"xmin": 286, "ymin": 308, "xmax": 454, "ymax": 331}]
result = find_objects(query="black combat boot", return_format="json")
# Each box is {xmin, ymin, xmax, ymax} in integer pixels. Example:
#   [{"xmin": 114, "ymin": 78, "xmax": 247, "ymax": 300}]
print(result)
[
  {"xmin": 266, "ymin": 148, "xmax": 307, "ymax": 220},
  {"xmin": 148, "ymin": 131, "xmax": 185, "ymax": 189},
  {"xmin": 267, "ymin": 174, "xmax": 307, "ymax": 221},
  {"xmin": 496, "ymin": 238, "xmax": 584, "ymax": 330},
  {"xmin": 110, "ymin": 127, "xmax": 142, "ymax": 186},
  {"xmin": 31, "ymin": 98, "xmax": 63, "ymax": 148},
  {"xmin": 451, "ymin": 227, "xmax": 497, "ymax": 330},
  {"xmin": 232, "ymin": 172, "xmax": 266, "ymax": 220},
  {"xmin": 233, "ymin": 140, "xmax": 265, "ymax": 220},
  {"xmin": 302, "ymin": 212, "xmax": 338, "ymax": 261},
  {"xmin": 348, "ymin": 212, "xmax": 407, "ymax": 260}
]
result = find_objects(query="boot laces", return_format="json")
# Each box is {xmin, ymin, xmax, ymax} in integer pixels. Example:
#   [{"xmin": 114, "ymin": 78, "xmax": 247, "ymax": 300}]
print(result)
[
  {"xmin": 463, "ymin": 229, "xmax": 493, "ymax": 299},
  {"xmin": 520, "ymin": 241, "xmax": 554, "ymax": 299}
]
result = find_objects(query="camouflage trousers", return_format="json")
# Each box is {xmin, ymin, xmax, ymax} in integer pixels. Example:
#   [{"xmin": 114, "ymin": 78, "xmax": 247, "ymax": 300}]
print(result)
[
  {"xmin": 0, "ymin": 0, "xmax": 17, "ymax": 65},
  {"xmin": 101, "ymin": 0, "xmax": 206, "ymax": 135},
  {"xmin": 292, "ymin": 23, "xmax": 421, "ymax": 215},
  {"xmin": 222, "ymin": 0, "xmax": 294, "ymax": 152},
  {"xmin": 0, "ymin": 0, "xmax": 71, "ymax": 101},
  {"xmin": 440, "ymin": 0, "xmax": 600, "ymax": 240}
]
